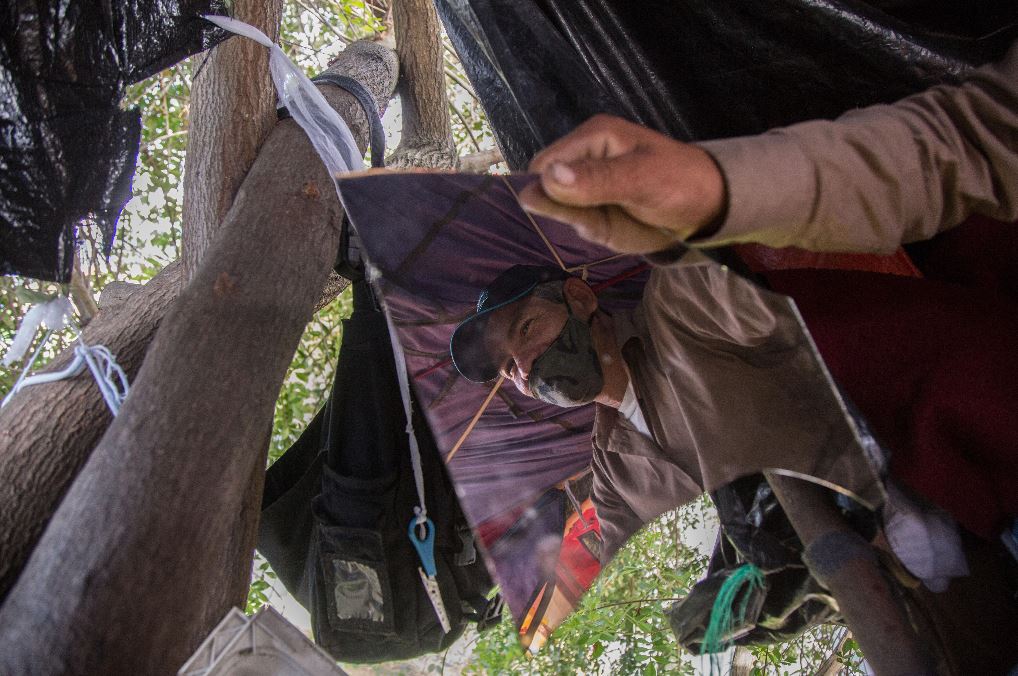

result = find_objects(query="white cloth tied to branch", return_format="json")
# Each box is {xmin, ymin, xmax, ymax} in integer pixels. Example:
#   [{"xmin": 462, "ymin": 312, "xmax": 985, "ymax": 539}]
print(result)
[
  {"xmin": 2, "ymin": 296, "xmax": 74, "ymax": 367},
  {"xmin": 203, "ymin": 15, "xmax": 363, "ymax": 176},
  {"xmin": 2, "ymin": 296, "xmax": 130, "ymax": 415}
]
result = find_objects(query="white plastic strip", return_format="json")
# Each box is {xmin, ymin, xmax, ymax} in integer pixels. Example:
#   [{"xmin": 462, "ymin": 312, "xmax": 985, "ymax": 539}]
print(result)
[
  {"xmin": 2, "ymin": 296, "xmax": 129, "ymax": 416},
  {"xmin": 367, "ymin": 265, "xmax": 428, "ymax": 525},
  {"xmin": 75, "ymin": 339, "xmax": 131, "ymax": 415},
  {"xmin": 384, "ymin": 308, "xmax": 428, "ymax": 525},
  {"xmin": 203, "ymin": 15, "xmax": 363, "ymax": 176},
  {"xmin": 2, "ymin": 296, "xmax": 73, "ymax": 367}
]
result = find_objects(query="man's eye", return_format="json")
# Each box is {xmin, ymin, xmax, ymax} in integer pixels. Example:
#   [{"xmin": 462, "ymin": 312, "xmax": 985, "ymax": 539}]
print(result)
[{"xmin": 521, "ymin": 318, "xmax": 533, "ymax": 337}]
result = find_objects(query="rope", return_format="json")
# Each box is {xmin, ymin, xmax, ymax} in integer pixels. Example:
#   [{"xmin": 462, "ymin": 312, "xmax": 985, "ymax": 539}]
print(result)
[
  {"xmin": 1, "ymin": 297, "xmax": 129, "ymax": 415},
  {"xmin": 73, "ymin": 334, "xmax": 130, "ymax": 415},
  {"xmin": 445, "ymin": 376, "xmax": 504, "ymax": 464},
  {"xmin": 501, "ymin": 177, "xmax": 567, "ymax": 271},
  {"xmin": 700, "ymin": 563, "xmax": 765, "ymax": 655}
]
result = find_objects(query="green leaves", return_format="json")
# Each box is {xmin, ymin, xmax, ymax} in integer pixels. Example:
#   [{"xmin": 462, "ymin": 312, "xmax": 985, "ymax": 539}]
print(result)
[
  {"xmin": 245, "ymin": 555, "xmax": 279, "ymax": 615},
  {"xmin": 468, "ymin": 494, "xmax": 867, "ymax": 674}
]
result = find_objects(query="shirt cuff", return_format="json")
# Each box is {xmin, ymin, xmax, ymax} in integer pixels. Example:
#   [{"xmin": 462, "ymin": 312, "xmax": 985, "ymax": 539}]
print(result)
[{"xmin": 690, "ymin": 133, "xmax": 817, "ymax": 248}]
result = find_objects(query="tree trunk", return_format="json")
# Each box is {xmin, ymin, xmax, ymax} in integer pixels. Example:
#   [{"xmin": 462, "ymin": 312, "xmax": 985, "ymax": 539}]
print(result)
[
  {"xmin": 0, "ymin": 0, "xmax": 284, "ymax": 606},
  {"xmin": 730, "ymin": 646, "xmax": 754, "ymax": 676},
  {"xmin": 178, "ymin": 0, "xmax": 284, "ymax": 638},
  {"xmin": 388, "ymin": 0, "xmax": 457, "ymax": 169},
  {"xmin": 182, "ymin": 1, "xmax": 283, "ymax": 283},
  {"xmin": 0, "ymin": 40, "xmax": 398, "ymax": 675},
  {"xmin": 0, "ymin": 260, "xmax": 182, "ymax": 600}
]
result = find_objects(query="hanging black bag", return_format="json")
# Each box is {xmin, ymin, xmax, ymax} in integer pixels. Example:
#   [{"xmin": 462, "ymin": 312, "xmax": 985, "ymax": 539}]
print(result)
[{"xmin": 258, "ymin": 279, "xmax": 501, "ymax": 662}]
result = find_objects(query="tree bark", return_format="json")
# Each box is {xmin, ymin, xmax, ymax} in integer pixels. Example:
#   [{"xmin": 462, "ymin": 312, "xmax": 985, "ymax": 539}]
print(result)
[
  {"xmin": 182, "ymin": 1, "xmax": 283, "ymax": 283},
  {"xmin": 0, "ymin": 260, "xmax": 182, "ymax": 600},
  {"xmin": 0, "ymin": 0, "xmax": 284, "ymax": 607},
  {"xmin": 179, "ymin": 0, "xmax": 284, "ymax": 638},
  {"xmin": 0, "ymin": 40, "xmax": 398, "ymax": 675},
  {"xmin": 388, "ymin": 0, "xmax": 457, "ymax": 169}
]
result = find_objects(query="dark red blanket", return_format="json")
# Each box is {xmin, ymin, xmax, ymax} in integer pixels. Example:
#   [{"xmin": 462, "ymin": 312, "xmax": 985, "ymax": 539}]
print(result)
[{"xmin": 744, "ymin": 217, "xmax": 1018, "ymax": 539}]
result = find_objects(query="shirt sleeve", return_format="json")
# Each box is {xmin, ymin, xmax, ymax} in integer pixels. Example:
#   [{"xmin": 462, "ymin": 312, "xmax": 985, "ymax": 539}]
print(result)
[
  {"xmin": 645, "ymin": 252, "xmax": 789, "ymax": 346},
  {"xmin": 590, "ymin": 453, "xmax": 644, "ymax": 563},
  {"xmin": 693, "ymin": 40, "xmax": 1018, "ymax": 254}
]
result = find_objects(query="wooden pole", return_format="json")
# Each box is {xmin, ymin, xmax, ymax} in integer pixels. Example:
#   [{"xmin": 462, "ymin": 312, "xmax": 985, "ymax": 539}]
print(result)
[{"xmin": 765, "ymin": 473, "xmax": 934, "ymax": 675}]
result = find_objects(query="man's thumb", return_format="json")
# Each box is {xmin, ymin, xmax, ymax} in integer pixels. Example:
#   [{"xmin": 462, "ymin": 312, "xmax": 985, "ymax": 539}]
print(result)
[{"xmin": 540, "ymin": 158, "xmax": 626, "ymax": 208}]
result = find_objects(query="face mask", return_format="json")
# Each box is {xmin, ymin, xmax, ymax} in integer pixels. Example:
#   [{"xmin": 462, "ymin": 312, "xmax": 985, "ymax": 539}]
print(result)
[{"xmin": 528, "ymin": 300, "xmax": 604, "ymax": 407}]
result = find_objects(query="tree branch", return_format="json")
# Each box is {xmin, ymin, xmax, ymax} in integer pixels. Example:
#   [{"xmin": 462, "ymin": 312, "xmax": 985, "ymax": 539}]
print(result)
[
  {"xmin": 0, "ymin": 39, "xmax": 398, "ymax": 676},
  {"xmin": 69, "ymin": 253, "xmax": 99, "ymax": 325},
  {"xmin": 181, "ymin": 0, "xmax": 284, "ymax": 282},
  {"xmin": 387, "ymin": 0, "xmax": 457, "ymax": 169},
  {"xmin": 459, "ymin": 148, "xmax": 503, "ymax": 173}
]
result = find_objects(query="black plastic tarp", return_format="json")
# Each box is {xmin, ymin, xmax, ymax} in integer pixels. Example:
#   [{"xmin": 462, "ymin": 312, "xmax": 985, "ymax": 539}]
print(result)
[
  {"xmin": 436, "ymin": 0, "xmax": 1017, "ymax": 170},
  {"xmin": 0, "ymin": 1, "xmax": 226, "ymax": 282}
]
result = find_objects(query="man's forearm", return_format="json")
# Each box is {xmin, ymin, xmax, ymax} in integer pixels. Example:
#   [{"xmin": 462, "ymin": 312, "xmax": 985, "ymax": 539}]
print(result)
[{"xmin": 696, "ymin": 41, "xmax": 1018, "ymax": 253}]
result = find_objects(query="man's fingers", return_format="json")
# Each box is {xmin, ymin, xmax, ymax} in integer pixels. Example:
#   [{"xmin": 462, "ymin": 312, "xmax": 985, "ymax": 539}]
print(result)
[
  {"xmin": 537, "ymin": 155, "xmax": 645, "ymax": 209},
  {"xmin": 518, "ymin": 183, "xmax": 679, "ymax": 254},
  {"xmin": 529, "ymin": 114, "xmax": 643, "ymax": 173}
]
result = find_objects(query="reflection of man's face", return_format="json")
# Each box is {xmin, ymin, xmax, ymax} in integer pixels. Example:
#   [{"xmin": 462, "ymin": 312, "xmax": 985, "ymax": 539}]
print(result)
[{"xmin": 483, "ymin": 293, "xmax": 569, "ymax": 397}]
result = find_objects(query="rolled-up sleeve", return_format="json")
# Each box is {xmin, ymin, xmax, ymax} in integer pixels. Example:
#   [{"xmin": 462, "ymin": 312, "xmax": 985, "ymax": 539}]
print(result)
[{"xmin": 693, "ymin": 41, "xmax": 1018, "ymax": 254}]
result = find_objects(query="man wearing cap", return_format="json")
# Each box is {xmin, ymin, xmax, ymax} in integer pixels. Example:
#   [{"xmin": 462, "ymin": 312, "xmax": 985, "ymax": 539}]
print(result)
[{"xmin": 451, "ymin": 258, "xmax": 871, "ymax": 561}]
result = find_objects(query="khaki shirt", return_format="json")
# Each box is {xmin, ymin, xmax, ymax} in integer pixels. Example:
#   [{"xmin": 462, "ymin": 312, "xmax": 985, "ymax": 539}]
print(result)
[
  {"xmin": 590, "ymin": 41, "xmax": 1017, "ymax": 561},
  {"xmin": 697, "ymin": 41, "xmax": 1018, "ymax": 253},
  {"xmin": 591, "ymin": 254, "xmax": 884, "ymax": 561}
]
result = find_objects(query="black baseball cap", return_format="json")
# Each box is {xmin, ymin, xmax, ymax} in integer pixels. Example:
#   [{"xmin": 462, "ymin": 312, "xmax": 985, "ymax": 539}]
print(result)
[{"xmin": 450, "ymin": 265, "xmax": 570, "ymax": 383}]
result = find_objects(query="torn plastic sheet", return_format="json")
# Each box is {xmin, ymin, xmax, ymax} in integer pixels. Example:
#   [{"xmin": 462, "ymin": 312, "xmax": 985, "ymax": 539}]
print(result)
[
  {"xmin": 436, "ymin": 0, "xmax": 1016, "ymax": 169},
  {"xmin": 0, "ymin": 0, "xmax": 227, "ymax": 283}
]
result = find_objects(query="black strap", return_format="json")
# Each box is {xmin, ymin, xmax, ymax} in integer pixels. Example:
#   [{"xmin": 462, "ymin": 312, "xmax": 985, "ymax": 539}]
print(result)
[{"xmin": 277, "ymin": 73, "xmax": 386, "ymax": 168}]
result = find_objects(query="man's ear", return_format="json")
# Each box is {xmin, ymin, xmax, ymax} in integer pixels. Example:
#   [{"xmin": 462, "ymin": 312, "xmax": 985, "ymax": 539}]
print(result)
[{"xmin": 563, "ymin": 277, "xmax": 598, "ymax": 318}]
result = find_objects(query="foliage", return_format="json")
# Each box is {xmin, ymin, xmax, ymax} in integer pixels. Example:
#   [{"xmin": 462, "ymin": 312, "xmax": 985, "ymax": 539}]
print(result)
[
  {"xmin": 467, "ymin": 497, "xmax": 866, "ymax": 675},
  {"xmin": 245, "ymin": 555, "xmax": 280, "ymax": 615}
]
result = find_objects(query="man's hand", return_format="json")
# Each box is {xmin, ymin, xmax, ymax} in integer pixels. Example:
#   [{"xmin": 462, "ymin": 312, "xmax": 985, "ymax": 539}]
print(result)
[{"xmin": 518, "ymin": 115, "xmax": 726, "ymax": 254}]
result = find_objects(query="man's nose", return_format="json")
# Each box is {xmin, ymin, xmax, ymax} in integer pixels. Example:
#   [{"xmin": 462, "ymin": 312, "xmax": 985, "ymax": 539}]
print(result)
[
  {"xmin": 515, "ymin": 356, "xmax": 530, "ymax": 381},
  {"xmin": 511, "ymin": 347, "xmax": 536, "ymax": 381}
]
